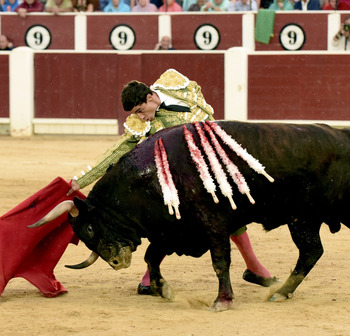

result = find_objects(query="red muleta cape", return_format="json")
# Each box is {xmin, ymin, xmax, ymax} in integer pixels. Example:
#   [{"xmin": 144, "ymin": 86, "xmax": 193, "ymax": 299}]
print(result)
[{"xmin": 0, "ymin": 177, "xmax": 85, "ymax": 298}]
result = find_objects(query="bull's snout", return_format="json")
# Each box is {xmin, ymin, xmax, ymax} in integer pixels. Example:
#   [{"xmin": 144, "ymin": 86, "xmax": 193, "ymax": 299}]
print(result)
[{"xmin": 106, "ymin": 245, "xmax": 132, "ymax": 270}]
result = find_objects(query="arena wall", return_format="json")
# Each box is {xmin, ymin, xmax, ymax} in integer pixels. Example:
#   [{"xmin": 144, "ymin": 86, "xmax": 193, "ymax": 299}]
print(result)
[
  {"xmin": 0, "ymin": 11, "xmax": 346, "ymax": 52},
  {"xmin": 1, "ymin": 12, "xmax": 350, "ymax": 136}
]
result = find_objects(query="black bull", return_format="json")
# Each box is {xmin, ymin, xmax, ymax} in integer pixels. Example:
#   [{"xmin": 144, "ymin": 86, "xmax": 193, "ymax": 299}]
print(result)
[{"xmin": 32, "ymin": 121, "xmax": 350, "ymax": 311}]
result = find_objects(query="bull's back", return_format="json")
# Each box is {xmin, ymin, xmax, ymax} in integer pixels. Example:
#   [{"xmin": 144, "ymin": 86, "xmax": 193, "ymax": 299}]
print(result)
[{"xmin": 100, "ymin": 121, "xmax": 350, "ymax": 236}]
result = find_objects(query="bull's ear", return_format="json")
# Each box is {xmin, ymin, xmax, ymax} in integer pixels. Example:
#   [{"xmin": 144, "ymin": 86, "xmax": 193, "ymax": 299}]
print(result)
[{"xmin": 73, "ymin": 197, "xmax": 94, "ymax": 213}]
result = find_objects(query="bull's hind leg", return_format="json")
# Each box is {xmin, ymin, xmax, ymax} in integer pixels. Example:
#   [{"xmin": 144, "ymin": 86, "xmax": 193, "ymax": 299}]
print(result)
[
  {"xmin": 269, "ymin": 220, "xmax": 323, "ymax": 302},
  {"xmin": 144, "ymin": 244, "xmax": 174, "ymax": 300},
  {"xmin": 208, "ymin": 237, "xmax": 234, "ymax": 312}
]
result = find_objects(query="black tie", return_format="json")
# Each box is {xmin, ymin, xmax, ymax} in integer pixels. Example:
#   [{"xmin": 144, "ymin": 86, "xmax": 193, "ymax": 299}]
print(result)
[{"xmin": 159, "ymin": 102, "xmax": 190, "ymax": 112}]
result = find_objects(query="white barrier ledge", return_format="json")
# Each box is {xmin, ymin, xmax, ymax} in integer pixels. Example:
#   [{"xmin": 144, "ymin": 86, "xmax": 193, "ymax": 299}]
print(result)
[
  {"xmin": 9, "ymin": 47, "xmax": 34, "ymax": 137},
  {"xmin": 224, "ymin": 47, "xmax": 249, "ymax": 121},
  {"xmin": 33, "ymin": 118, "xmax": 119, "ymax": 135},
  {"xmin": 0, "ymin": 118, "xmax": 10, "ymax": 135}
]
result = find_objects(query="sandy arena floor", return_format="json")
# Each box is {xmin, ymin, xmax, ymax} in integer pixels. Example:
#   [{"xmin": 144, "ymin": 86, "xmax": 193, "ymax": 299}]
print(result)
[{"xmin": 1, "ymin": 135, "xmax": 350, "ymax": 336}]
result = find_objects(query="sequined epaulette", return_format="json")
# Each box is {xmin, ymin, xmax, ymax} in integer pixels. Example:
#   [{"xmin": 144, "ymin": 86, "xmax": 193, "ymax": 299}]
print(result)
[
  {"xmin": 150, "ymin": 69, "xmax": 190, "ymax": 90},
  {"xmin": 123, "ymin": 114, "xmax": 151, "ymax": 138}
]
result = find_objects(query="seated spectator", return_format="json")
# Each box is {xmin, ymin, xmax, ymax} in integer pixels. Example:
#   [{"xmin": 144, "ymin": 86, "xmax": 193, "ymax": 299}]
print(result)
[
  {"xmin": 103, "ymin": 0, "xmax": 130, "ymax": 11},
  {"xmin": 294, "ymin": 0, "xmax": 320, "ymax": 9},
  {"xmin": 91, "ymin": 0, "xmax": 101, "ymax": 9},
  {"xmin": 73, "ymin": 0, "xmax": 94, "ymax": 11},
  {"xmin": 260, "ymin": 0, "xmax": 273, "ymax": 7},
  {"xmin": 228, "ymin": 0, "xmax": 257, "ymax": 10},
  {"xmin": 132, "ymin": 0, "xmax": 157, "ymax": 11},
  {"xmin": 154, "ymin": 35, "xmax": 175, "ymax": 50},
  {"xmin": 150, "ymin": 0, "xmax": 162, "ymax": 6},
  {"xmin": 323, "ymin": 0, "xmax": 350, "ymax": 9},
  {"xmin": 187, "ymin": 0, "xmax": 205, "ymax": 10},
  {"xmin": 15, "ymin": 0, "xmax": 44, "ymax": 18},
  {"xmin": 268, "ymin": 0, "xmax": 293, "ymax": 10},
  {"xmin": 99, "ymin": 0, "xmax": 108, "ymax": 9},
  {"xmin": 0, "ymin": 34, "xmax": 14, "ymax": 51},
  {"xmin": 332, "ymin": 15, "xmax": 350, "ymax": 50},
  {"xmin": 201, "ymin": 0, "xmax": 229, "ymax": 11},
  {"xmin": 1, "ymin": 0, "xmax": 19, "ymax": 11},
  {"xmin": 158, "ymin": 0, "xmax": 183, "ymax": 11},
  {"xmin": 182, "ymin": 0, "xmax": 196, "ymax": 10},
  {"xmin": 45, "ymin": 0, "xmax": 73, "ymax": 14}
]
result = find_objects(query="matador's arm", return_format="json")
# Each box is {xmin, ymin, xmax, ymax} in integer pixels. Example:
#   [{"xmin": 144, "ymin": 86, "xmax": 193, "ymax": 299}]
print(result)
[{"xmin": 75, "ymin": 133, "xmax": 139, "ymax": 189}]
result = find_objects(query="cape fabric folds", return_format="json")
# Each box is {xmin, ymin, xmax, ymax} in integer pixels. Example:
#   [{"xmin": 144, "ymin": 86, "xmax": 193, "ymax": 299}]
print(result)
[{"xmin": 0, "ymin": 177, "xmax": 85, "ymax": 297}]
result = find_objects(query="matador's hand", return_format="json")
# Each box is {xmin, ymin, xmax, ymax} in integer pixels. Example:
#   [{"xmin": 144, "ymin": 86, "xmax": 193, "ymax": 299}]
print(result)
[{"xmin": 66, "ymin": 179, "xmax": 80, "ymax": 196}]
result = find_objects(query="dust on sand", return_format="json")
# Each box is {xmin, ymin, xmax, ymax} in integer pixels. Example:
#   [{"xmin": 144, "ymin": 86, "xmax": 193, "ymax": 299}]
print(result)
[{"xmin": 1, "ymin": 135, "xmax": 350, "ymax": 336}]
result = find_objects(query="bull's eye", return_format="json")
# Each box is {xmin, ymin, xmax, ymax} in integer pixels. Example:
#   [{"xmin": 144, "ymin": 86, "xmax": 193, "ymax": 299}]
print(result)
[{"xmin": 86, "ymin": 225, "xmax": 94, "ymax": 238}]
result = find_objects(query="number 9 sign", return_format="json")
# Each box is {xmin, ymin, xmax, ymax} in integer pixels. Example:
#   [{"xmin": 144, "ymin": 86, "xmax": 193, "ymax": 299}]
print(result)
[
  {"xmin": 25, "ymin": 25, "xmax": 52, "ymax": 50},
  {"xmin": 109, "ymin": 24, "xmax": 136, "ymax": 50},
  {"xmin": 194, "ymin": 24, "xmax": 220, "ymax": 50},
  {"xmin": 279, "ymin": 23, "xmax": 306, "ymax": 51}
]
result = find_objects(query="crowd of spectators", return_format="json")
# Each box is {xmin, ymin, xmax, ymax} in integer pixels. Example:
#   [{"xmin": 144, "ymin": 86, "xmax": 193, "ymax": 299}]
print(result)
[{"xmin": 1, "ymin": 0, "xmax": 350, "ymax": 14}]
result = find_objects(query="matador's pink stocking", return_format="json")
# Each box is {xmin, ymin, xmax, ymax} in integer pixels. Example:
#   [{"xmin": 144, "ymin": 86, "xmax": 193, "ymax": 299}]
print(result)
[{"xmin": 230, "ymin": 231, "xmax": 271, "ymax": 278}]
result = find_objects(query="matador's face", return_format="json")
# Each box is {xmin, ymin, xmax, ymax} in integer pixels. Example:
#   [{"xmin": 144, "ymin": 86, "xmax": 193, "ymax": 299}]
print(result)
[{"xmin": 130, "ymin": 93, "xmax": 160, "ymax": 122}]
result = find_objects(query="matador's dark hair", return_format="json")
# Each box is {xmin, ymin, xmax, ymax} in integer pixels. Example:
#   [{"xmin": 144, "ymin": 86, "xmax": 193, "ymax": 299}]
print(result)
[{"xmin": 121, "ymin": 80, "xmax": 153, "ymax": 112}]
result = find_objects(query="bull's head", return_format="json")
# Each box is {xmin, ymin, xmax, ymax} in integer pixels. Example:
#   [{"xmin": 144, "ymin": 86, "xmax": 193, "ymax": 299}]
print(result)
[{"xmin": 28, "ymin": 198, "xmax": 134, "ymax": 271}]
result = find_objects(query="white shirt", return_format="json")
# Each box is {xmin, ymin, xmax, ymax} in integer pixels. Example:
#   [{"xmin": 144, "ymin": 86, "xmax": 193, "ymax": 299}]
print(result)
[
  {"xmin": 301, "ymin": 0, "xmax": 310, "ymax": 10},
  {"xmin": 154, "ymin": 89, "xmax": 190, "ymax": 110}
]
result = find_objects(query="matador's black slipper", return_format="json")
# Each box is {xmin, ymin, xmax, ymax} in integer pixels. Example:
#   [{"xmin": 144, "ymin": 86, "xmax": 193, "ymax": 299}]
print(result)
[
  {"xmin": 137, "ymin": 282, "xmax": 154, "ymax": 295},
  {"xmin": 243, "ymin": 269, "xmax": 280, "ymax": 287}
]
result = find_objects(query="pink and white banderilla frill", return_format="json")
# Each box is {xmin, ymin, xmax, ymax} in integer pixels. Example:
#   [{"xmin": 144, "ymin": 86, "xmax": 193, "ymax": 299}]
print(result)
[
  {"xmin": 154, "ymin": 138, "xmax": 181, "ymax": 219},
  {"xmin": 155, "ymin": 122, "xmax": 274, "ymax": 217}
]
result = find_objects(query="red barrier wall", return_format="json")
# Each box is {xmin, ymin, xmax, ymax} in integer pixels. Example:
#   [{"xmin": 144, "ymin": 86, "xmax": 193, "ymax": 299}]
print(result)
[
  {"xmin": 0, "ymin": 55, "xmax": 9, "ymax": 118},
  {"xmin": 247, "ymin": 54, "xmax": 349, "ymax": 120},
  {"xmin": 0, "ymin": 12, "xmax": 332, "ymax": 51},
  {"xmin": 1, "ymin": 14, "xmax": 75, "ymax": 50},
  {"xmin": 255, "ymin": 13, "xmax": 328, "ymax": 51},
  {"xmin": 86, "ymin": 15, "xmax": 159, "ymax": 50},
  {"xmin": 34, "ymin": 53, "xmax": 120, "ymax": 119},
  {"xmin": 34, "ymin": 53, "xmax": 225, "ymax": 134},
  {"xmin": 171, "ymin": 14, "xmax": 243, "ymax": 50}
]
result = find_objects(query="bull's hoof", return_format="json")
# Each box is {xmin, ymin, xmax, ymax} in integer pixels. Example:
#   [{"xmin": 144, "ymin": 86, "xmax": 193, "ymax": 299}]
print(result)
[
  {"xmin": 243, "ymin": 269, "xmax": 280, "ymax": 287},
  {"xmin": 208, "ymin": 299, "xmax": 232, "ymax": 312},
  {"xmin": 268, "ymin": 292, "xmax": 292, "ymax": 302},
  {"xmin": 161, "ymin": 281, "xmax": 174, "ymax": 301}
]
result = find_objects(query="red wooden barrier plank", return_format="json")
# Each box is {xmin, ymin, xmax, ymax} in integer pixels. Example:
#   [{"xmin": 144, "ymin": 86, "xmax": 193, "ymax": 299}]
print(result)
[
  {"xmin": 34, "ymin": 53, "xmax": 225, "ymax": 134},
  {"xmin": 248, "ymin": 54, "xmax": 350, "ymax": 120},
  {"xmin": 86, "ymin": 15, "xmax": 159, "ymax": 50},
  {"xmin": 171, "ymin": 14, "xmax": 243, "ymax": 50},
  {"xmin": 0, "ymin": 55, "xmax": 9, "ymax": 118},
  {"xmin": 255, "ymin": 13, "xmax": 328, "ymax": 51},
  {"xmin": 1, "ymin": 15, "xmax": 75, "ymax": 50}
]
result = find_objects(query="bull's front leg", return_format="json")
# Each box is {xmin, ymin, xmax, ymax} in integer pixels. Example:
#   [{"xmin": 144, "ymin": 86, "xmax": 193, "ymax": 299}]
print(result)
[
  {"xmin": 144, "ymin": 243, "xmax": 174, "ymax": 300},
  {"xmin": 209, "ymin": 237, "xmax": 233, "ymax": 312},
  {"xmin": 269, "ymin": 221, "xmax": 323, "ymax": 302}
]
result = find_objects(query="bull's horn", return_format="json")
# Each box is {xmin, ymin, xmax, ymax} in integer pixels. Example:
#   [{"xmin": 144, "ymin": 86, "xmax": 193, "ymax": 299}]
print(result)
[
  {"xmin": 28, "ymin": 200, "xmax": 78, "ymax": 228},
  {"xmin": 65, "ymin": 251, "xmax": 99, "ymax": 269}
]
